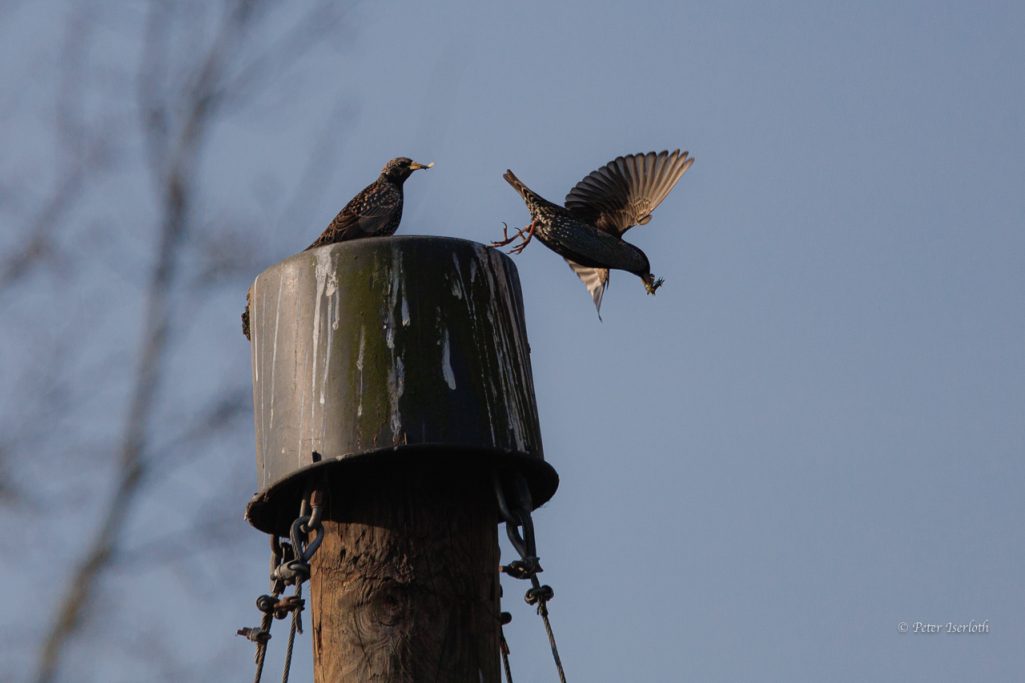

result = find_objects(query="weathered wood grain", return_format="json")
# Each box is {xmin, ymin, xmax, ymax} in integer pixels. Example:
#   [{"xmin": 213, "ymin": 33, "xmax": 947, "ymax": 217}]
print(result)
[{"xmin": 311, "ymin": 465, "xmax": 500, "ymax": 682}]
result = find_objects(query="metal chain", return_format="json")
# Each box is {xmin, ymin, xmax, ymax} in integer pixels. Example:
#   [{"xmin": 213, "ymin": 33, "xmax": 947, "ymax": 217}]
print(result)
[
  {"xmin": 238, "ymin": 488, "xmax": 323, "ymax": 683},
  {"xmin": 494, "ymin": 472, "xmax": 568, "ymax": 683}
]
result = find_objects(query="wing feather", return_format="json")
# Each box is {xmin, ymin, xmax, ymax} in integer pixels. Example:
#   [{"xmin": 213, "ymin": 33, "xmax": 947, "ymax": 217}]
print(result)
[
  {"xmin": 307, "ymin": 181, "xmax": 401, "ymax": 248},
  {"xmin": 564, "ymin": 259, "xmax": 609, "ymax": 318},
  {"xmin": 565, "ymin": 149, "xmax": 693, "ymax": 235}
]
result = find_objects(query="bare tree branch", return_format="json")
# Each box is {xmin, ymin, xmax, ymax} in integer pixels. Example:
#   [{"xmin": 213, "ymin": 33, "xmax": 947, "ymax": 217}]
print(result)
[
  {"xmin": 0, "ymin": 148, "xmax": 97, "ymax": 290},
  {"xmin": 33, "ymin": 3, "xmax": 266, "ymax": 681},
  {"xmin": 0, "ymin": 1, "xmax": 352, "ymax": 679}
]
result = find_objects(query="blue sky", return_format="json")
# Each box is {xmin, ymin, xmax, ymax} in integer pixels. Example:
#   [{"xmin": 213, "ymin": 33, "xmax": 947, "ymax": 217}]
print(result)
[
  {"xmin": 328, "ymin": 4, "xmax": 1025, "ymax": 681},
  {"xmin": 3, "ymin": 1, "xmax": 1024, "ymax": 681}
]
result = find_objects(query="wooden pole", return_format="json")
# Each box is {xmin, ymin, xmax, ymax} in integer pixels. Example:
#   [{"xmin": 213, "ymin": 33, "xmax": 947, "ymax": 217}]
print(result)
[
  {"xmin": 244, "ymin": 236, "xmax": 558, "ymax": 682},
  {"xmin": 310, "ymin": 464, "xmax": 499, "ymax": 682}
]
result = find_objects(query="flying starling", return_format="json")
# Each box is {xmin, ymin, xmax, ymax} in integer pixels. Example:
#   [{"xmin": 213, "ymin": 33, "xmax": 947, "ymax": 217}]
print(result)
[
  {"xmin": 242, "ymin": 156, "xmax": 433, "ymax": 339},
  {"xmin": 493, "ymin": 150, "xmax": 693, "ymax": 316}
]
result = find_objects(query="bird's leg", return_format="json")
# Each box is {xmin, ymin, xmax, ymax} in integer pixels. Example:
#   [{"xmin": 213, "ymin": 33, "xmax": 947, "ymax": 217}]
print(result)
[
  {"xmin": 507, "ymin": 220, "xmax": 537, "ymax": 255},
  {"xmin": 490, "ymin": 221, "xmax": 531, "ymax": 247}
]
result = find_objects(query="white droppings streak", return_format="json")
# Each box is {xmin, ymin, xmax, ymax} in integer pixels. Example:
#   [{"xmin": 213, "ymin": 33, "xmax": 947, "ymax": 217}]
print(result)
[
  {"xmin": 319, "ymin": 328, "xmax": 332, "ymax": 406},
  {"xmin": 389, "ymin": 245, "xmax": 404, "ymax": 312},
  {"xmin": 325, "ymin": 268, "xmax": 337, "ymax": 297},
  {"xmin": 311, "ymin": 251, "xmax": 333, "ymax": 416},
  {"xmin": 384, "ymin": 249, "xmax": 406, "ymax": 442},
  {"xmin": 450, "ymin": 252, "xmax": 466, "ymax": 300},
  {"xmin": 319, "ymin": 272, "xmax": 339, "ymax": 407},
  {"xmin": 268, "ymin": 277, "xmax": 285, "ymax": 429},
  {"xmin": 356, "ymin": 326, "xmax": 366, "ymax": 417},
  {"xmin": 389, "ymin": 356, "xmax": 405, "ymax": 439},
  {"xmin": 327, "ymin": 266, "xmax": 341, "ymax": 333},
  {"xmin": 252, "ymin": 275, "xmax": 260, "ymax": 383},
  {"xmin": 384, "ymin": 249, "xmax": 401, "ymax": 349},
  {"xmin": 441, "ymin": 327, "xmax": 456, "ymax": 390},
  {"xmin": 449, "ymin": 274, "xmax": 464, "ymax": 300},
  {"xmin": 401, "ymin": 294, "xmax": 411, "ymax": 327}
]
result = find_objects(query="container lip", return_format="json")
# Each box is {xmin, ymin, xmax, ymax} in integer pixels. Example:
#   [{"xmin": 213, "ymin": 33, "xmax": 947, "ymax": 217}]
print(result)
[
  {"xmin": 245, "ymin": 444, "xmax": 559, "ymax": 536},
  {"xmin": 267, "ymin": 234, "xmax": 517, "ymax": 277}
]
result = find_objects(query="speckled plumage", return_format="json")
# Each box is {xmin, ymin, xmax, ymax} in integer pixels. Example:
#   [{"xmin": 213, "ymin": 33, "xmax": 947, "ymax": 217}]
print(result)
[
  {"xmin": 495, "ymin": 150, "xmax": 693, "ymax": 316},
  {"xmin": 306, "ymin": 156, "xmax": 432, "ymax": 250},
  {"xmin": 243, "ymin": 156, "xmax": 432, "ymax": 339}
]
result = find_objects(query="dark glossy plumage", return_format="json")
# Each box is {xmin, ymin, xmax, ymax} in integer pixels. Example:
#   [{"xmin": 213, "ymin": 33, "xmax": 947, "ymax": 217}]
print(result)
[
  {"xmin": 243, "ymin": 156, "xmax": 432, "ymax": 339},
  {"xmin": 306, "ymin": 156, "xmax": 432, "ymax": 250},
  {"xmin": 495, "ymin": 150, "xmax": 693, "ymax": 316}
]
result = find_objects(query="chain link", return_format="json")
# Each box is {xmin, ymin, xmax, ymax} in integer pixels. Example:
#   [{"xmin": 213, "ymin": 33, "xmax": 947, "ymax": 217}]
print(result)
[
  {"xmin": 494, "ymin": 471, "xmax": 568, "ymax": 683},
  {"xmin": 238, "ymin": 488, "xmax": 322, "ymax": 683}
]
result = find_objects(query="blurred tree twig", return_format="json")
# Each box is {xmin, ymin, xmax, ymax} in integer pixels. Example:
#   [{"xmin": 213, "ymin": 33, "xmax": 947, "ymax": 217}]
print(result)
[
  {"xmin": 0, "ymin": 2, "xmax": 356, "ymax": 682},
  {"xmin": 33, "ymin": 3, "xmax": 263, "ymax": 681}
]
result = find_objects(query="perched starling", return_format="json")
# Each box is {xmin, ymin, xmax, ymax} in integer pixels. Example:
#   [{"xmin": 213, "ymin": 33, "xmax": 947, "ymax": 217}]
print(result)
[
  {"xmin": 494, "ymin": 150, "xmax": 693, "ymax": 316},
  {"xmin": 242, "ymin": 156, "xmax": 433, "ymax": 339},
  {"xmin": 306, "ymin": 156, "xmax": 433, "ymax": 249}
]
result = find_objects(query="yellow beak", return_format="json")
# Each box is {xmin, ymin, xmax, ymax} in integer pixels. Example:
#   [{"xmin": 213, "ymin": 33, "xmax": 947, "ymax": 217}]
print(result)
[{"xmin": 410, "ymin": 161, "xmax": 434, "ymax": 171}]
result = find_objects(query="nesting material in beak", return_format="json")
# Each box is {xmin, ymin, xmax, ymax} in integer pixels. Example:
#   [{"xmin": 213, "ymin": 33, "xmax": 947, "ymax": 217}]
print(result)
[
  {"xmin": 643, "ymin": 275, "xmax": 664, "ymax": 295},
  {"xmin": 411, "ymin": 161, "xmax": 434, "ymax": 170}
]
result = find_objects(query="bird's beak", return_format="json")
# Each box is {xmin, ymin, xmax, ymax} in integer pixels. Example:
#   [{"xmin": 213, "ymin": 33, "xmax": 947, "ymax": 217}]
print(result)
[{"xmin": 410, "ymin": 161, "xmax": 434, "ymax": 171}]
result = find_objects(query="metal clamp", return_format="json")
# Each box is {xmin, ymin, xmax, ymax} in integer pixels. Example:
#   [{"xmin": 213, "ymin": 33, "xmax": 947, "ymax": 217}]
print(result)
[
  {"xmin": 493, "ymin": 470, "xmax": 567, "ymax": 682},
  {"xmin": 239, "ymin": 488, "xmax": 323, "ymax": 683},
  {"xmin": 494, "ymin": 471, "xmax": 541, "ymax": 578}
]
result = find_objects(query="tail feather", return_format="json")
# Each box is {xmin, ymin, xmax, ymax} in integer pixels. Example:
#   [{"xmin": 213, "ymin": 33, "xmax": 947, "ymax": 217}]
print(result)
[
  {"xmin": 503, "ymin": 169, "xmax": 546, "ymax": 206},
  {"xmin": 503, "ymin": 169, "xmax": 527, "ymax": 197},
  {"xmin": 565, "ymin": 259, "xmax": 610, "ymax": 320}
]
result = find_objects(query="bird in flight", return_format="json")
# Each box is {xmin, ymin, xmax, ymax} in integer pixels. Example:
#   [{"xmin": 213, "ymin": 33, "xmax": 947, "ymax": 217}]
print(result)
[
  {"xmin": 306, "ymin": 156, "xmax": 433, "ymax": 249},
  {"xmin": 243, "ymin": 156, "xmax": 433, "ymax": 340},
  {"xmin": 494, "ymin": 150, "xmax": 693, "ymax": 316}
]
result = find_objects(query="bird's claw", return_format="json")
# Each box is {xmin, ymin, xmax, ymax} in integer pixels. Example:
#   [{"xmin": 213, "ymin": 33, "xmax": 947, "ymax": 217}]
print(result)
[
  {"xmin": 508, "ymin": 239, "xmax": 531, "ymax": 255},
  {"xmin": 505, "ymin": 220, "xmax": 537, "ymax": 255},
  {"xmin": 491, "ymin": 221, "xmax": 535, "ymax": 254},
  {"xmin": 490, "ymin": 221, "xmax": 527, "ymax": 248}
]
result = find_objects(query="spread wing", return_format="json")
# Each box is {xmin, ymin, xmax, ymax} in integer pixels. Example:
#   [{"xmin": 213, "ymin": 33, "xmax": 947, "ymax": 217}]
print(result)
[{"xmin": 564, "ymin": 149, "xmax": 693, "ymax": 235}]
